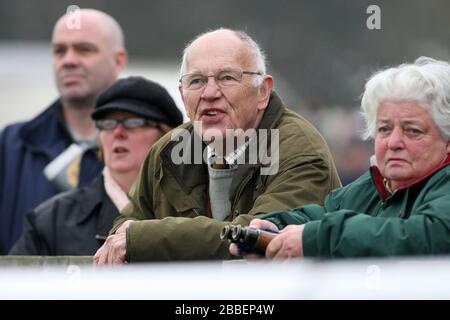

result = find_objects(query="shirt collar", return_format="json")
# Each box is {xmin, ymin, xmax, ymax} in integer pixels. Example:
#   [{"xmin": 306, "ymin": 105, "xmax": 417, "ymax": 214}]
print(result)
[
  {"xmin": 206, "ymin": 134, "xmax": 255, "ymax": 168},
  {"xmin": 383, "ymin": 178, "xmax": 394, "ymax": 195}
]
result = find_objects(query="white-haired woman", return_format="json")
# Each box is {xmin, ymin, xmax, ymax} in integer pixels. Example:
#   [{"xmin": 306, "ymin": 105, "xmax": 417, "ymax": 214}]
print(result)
[{"xmin": 230, "ymin": 56, "xmax": 450, "ymax": 258}]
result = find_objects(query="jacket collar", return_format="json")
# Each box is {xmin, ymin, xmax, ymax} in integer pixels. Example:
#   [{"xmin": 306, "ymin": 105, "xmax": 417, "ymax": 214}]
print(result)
[
  {"xmin": 75, "ymin": 175, "xmax": 105, "ymax": 223},
  {"xmin": 371, "ymin": 154, "xmax": 450, "ymax": 201},
  {"xmin": 19, "ymin": 99, "xmax": 72, "ymax": 158},
  {"xmin": 159, "ymin": 91, "xmax": 285, "ymax": 195},
  {"xmin": 256, "ymin": 91, "xmax": 285, "ymax": 131},
  {"xmin": 75, "ymin": 175, "xmax": 118, "ymax": 238},
  {"xmin": 160, "ymin": 124, "xmax": 208, "ymax": 194}
]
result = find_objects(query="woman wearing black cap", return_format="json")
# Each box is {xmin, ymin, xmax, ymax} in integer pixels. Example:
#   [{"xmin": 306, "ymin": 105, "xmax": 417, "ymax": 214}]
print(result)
[{"xmin": 9, "ymin": 77, "xmax": 183, "ymax": 255}]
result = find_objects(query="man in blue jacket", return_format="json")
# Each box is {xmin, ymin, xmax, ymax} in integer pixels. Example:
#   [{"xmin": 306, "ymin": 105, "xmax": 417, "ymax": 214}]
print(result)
[{"xmin": 0, "ymin": 9, "xmax": 128, "ymax": 254}]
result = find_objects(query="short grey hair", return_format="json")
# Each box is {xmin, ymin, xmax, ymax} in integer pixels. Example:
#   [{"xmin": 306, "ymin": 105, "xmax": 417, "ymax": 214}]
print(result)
[
  {"xmin": 179, "ymin": 28, "xmax": 267, "ymax": 87},
  {"xmin": 361, "ymin": 56, "xmax": 450, "ymax": 141}
]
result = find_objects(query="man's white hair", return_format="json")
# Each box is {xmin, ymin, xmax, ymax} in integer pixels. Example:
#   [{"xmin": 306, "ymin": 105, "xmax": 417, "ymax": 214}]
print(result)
[{"xmin": 179, "ymin": 28, "xmax": 267, "ymax": 87}]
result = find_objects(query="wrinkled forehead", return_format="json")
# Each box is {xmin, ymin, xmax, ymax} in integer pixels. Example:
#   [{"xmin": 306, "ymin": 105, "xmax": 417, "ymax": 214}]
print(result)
[
  {"xmin": 376, "ymin": 101, "xmax": 432, "ymax": 120},
  {"xmin": 185, "ymin": 33, "xmax": 255, "ymax": 73}
]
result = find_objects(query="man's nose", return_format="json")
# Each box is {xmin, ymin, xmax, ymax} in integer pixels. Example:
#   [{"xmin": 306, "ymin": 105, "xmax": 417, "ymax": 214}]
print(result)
[
  {"xmin": 60, "ymin": 48, "xmax": 80, "ymax": 67},
  {"xmin": 200, "ymin": 76, "xmax": 222, "ymax": 100}
]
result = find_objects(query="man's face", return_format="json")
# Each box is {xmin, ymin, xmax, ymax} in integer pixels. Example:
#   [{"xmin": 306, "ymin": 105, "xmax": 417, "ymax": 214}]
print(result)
[
  {"xmin": 179, "ymin": 32, "xmax": 272, "ymax": 142},
  {"xmin": 52, "ymin": 17, "xmax": 120, "ymax": 104},
  {"xmin": 375, "ymin": 101, "xmax": 450, "ymax": 190}
]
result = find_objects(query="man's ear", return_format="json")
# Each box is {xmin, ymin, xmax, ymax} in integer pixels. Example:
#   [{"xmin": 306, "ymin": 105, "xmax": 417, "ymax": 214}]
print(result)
[
  {"xmin": 114, "ymin": 48, "xmax": 128, "ymax": 74},
  {"xmin": 179, "ymin": 84, "xmax": 191, "ymax": 119},
  {"xmin": 179, "ymin": 84, "xmax": 186, "ymax": 107},
  {"xmin": 257, "ymin": 75, "xmax": 274, "ymax": 111}
]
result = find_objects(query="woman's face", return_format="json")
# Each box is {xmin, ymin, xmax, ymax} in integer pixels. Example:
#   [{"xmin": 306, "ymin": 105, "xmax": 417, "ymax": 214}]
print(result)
[
  {"xmin": 375, "ymin": 101, "xmax": 450, "ymax": 189},
  {"xmin": 99, "ymin": 111, "xmax": 163, "ymax": 177}
]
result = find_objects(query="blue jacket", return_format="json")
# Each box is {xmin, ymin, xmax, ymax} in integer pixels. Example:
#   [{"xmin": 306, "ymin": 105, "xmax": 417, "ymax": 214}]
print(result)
[{"xmin": 0, "ymin": 100, "xmax": 103, "ymax": 254}]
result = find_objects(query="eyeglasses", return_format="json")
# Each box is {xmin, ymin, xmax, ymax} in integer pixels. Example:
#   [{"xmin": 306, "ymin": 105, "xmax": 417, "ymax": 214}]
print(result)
[
  {"xmin": 95, "ymin": 118, "xmax": 159, "ymax": 130},
  {"xmin": 179, "ymin": 68, "xmax": 262, "ymax": 90}
]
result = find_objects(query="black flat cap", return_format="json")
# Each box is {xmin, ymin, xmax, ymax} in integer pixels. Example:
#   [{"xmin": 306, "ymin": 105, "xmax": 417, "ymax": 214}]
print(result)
[{"xmin": 92, "ymin": 76, "xmax": 183, "ymax": 128}]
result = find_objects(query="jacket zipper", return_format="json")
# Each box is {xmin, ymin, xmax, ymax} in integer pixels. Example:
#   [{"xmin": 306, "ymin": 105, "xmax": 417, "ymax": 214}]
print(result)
[{"xmin": 230, "ymin": 169, "xmax": 256, "ymax": 218}]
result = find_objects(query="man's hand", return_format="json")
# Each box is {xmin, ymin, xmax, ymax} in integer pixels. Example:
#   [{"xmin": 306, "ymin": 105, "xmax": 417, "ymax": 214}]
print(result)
[
  {"xmin": 266, "ymin": 224, "xmax": 305, "ymax": 259},
  {"xmin": 228, "ymin": 218, "xmax": 279, "ymax": 259},
  {"xmin": 93, "ymin": 220, "xmax": 134, "ymax": 266},
  {"xmin": 116, "ymin": 219, "xmax": 133, "ymax": 234}
]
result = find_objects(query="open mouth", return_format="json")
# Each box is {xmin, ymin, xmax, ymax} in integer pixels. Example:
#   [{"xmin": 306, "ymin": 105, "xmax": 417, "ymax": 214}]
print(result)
[
  {"xmin": 113, "ymin": 146, "xmax": 129, "ymax": 154},
  {"xmin": 201, "ymin": 108, "xmax": 224, "ymax": 116},
  {"xmin": 200, "ymin": 108, "xmax": 226, "ymax": 122}
]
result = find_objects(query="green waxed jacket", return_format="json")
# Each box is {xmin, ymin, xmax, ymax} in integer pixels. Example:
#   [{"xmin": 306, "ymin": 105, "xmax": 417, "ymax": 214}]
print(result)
[
  {"xmin": 264, "ymin": 160, "xmax": 450, "ymax": 257},
  {"xmin": 112, "ymin": 92, "xmax": 341, "ymax": 261}
]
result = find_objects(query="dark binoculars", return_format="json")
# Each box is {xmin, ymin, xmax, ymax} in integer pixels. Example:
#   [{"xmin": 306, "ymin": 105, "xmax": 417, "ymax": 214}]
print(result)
[{"xmin": 220, "ymin": 224, "xmax": 277, "ymax": 252}]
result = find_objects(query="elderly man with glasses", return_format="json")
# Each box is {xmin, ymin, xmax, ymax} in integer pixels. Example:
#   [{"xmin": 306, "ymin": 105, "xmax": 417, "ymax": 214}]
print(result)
[{"xmin": 94, "ymin": 28, "xmax": 341, "ymax": 264}]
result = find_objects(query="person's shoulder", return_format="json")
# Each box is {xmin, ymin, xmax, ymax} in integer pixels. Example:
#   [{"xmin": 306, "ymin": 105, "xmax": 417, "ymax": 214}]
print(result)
[
  {"xmin": 276, "ymin": 107, "xmax": 332, "ymax": 156},
  {"xmin": 278, "ymin": 107, "xmax": 321, "ymax": 136},
  {"xmin": 0, "ymin": 121, "xmax": 31, "ymax": 159},
  {"xmin": 328, "ymin": 170, "xmax": 373, "ymax": 199},
  {"xmin": 150, "ymin": 122, "xmax": 193, "ymax": 155},
  {"xmin": 36, "ymin": 187, "xmax": 84, "ymax": 212},
  {"xmin": 1, "ymin": 120, "xmax": 29, "ymax": 139},
  {"xmin": 1, "ymin": 100, "xmax": 61, "ymax": 142},
  {"xmin": 438, "ymin": 164, "xmax": 450, "ymax": 176},
  {"xmin": 21, "ymin": 100, "xmax": 61, "ymax": 132},
  {"xmin": 341, "ymin": 170, "xmax": 372, "ymax": 189},
  {"xmin": 28, "ymin": 183, "xmax": 94, "ymax": 226},
  {"xmin": 426, "ymin": 164, "xmax": 450, "ymax": 189}
]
